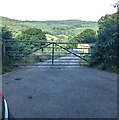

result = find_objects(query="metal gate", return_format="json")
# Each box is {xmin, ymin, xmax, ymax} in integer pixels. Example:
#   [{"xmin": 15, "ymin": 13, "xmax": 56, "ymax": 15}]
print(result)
[{"xmin": 3, "ymin": 40, "xmax": 94, "ymax": 67}]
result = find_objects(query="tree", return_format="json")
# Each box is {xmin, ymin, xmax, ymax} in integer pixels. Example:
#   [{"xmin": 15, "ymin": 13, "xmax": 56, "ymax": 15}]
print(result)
[
  {"xmin": 2, "ymin": 27, "xmax": 12, "ymax": 39},
  {"xmin": 90, "ymin": 12, "xmax": 119, "ymax": 72},
  {"xmin": 2, "ymin": 27, "xmax": 18, "ymax": 66},
  {"xmin": 66, "ymin": 36, "xmax": 77, "ymax": 49},
  {"xmin": 16, "ymin": 28, "xmax": 46, "ymax": 52},
  {"xmin": 17, "ymin": 28, "xmax": 46, "ymax": 40},
  {"xmin": 73, "ymin": 29, "xmax": 97, "ymax": 43}
]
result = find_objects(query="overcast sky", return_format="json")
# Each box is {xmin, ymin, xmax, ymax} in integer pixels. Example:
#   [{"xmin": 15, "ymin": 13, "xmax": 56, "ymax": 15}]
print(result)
[{"xmin": 0, "ymin": 0, "xmax": 118, "ymax": 21}]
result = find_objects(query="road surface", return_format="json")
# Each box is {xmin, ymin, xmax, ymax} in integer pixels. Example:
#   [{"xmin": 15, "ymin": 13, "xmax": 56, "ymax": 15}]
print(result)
[{"xmin": 2, "ymin": 58, "xmax": 117, "ymax": 118}]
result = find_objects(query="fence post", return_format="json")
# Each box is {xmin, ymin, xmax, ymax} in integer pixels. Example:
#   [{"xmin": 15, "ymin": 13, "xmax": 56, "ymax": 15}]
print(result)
[{"xmin": 52, "ymin": 43, "xmax": 54, "ymax": 65}]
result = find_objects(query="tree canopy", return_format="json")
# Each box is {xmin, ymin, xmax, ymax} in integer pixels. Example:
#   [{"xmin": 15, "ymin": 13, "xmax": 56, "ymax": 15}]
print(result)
[
  {"xmin": 90, "ymin": 13, "xmax": 119, "ymax": 72},
  {"xmin": 17, "ymin": 28, "xmax": 46, "ymax": 40},
  {"xmin": 2, "ymin": 27, "xmax": 12, "ymax": 39},
  {"xmin": 16, "ymin": 28, "xmax": 46, "ymax": 52},
  {"xmin": 2, "ymin": 27, "xmax": 19, "ymax": 66},
  {"xmin": 73, "ymin": 29, "xmax": 97, "ymax": 43}
]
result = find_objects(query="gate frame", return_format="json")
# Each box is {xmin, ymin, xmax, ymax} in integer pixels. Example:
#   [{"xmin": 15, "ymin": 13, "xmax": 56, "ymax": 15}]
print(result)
[{"xmin": 4, "ymin": 40, "xmax": 92, "ymax": 66}]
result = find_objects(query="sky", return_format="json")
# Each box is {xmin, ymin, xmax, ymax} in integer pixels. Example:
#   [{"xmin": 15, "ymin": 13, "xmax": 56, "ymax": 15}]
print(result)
[{"xmin": 0, "ymin": 0, "xmax": 118, "ymax": 21}]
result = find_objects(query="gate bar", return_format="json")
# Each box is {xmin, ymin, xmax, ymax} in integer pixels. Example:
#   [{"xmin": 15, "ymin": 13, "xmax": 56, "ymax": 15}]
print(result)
[{"xmin": 55, "ymin": 43, "xmax": 89, "ymax": 62}]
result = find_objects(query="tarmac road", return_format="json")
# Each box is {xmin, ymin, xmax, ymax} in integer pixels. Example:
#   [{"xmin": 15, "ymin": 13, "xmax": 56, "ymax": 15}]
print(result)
[
  {"xmin": 2, "ymin": 65, "xmax": 117, "ymax": 118},
  {"xmin": 35, "ymin": 56, "xmax": 80, "ymax": 66}
]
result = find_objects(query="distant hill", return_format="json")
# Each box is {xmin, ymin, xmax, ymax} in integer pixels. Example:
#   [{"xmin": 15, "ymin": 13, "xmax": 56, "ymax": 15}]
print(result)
[{"xmin": 0, "ymin": 16, "xmax": 98, "ymax": 38}]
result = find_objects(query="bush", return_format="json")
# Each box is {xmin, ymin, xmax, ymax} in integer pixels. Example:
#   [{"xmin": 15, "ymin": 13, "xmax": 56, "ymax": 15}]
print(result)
[{"xmin": 90, "ymin": 13, "xmax": 119, "ymax": 73}]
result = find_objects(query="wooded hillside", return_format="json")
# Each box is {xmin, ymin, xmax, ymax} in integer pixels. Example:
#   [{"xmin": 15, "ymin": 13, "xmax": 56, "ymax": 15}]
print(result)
[{"xmin": 0, "ymin": 16, "xmax": 98, "ymax": 39}]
